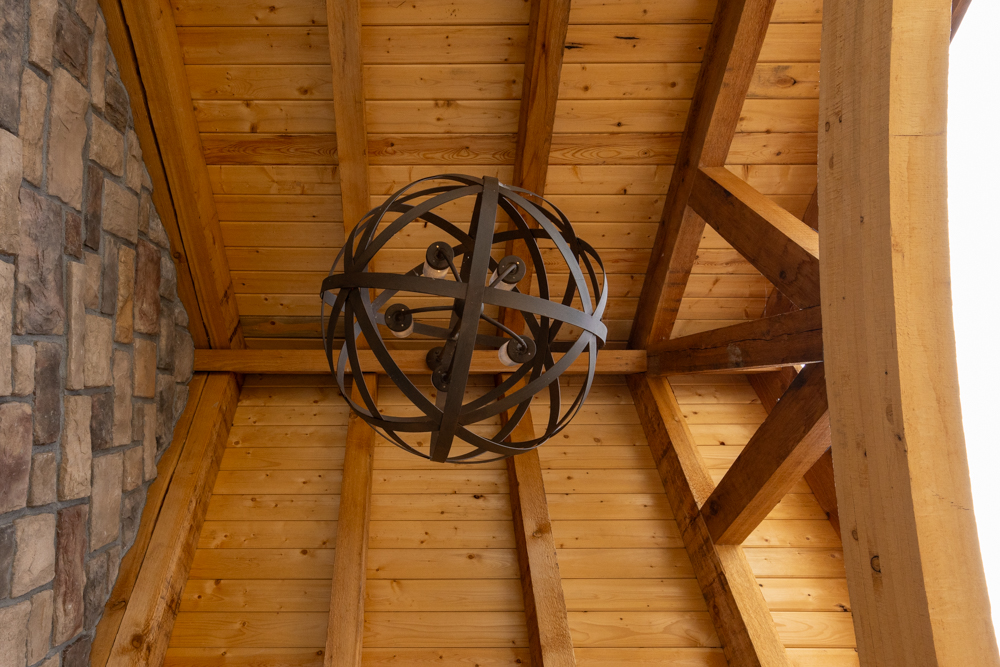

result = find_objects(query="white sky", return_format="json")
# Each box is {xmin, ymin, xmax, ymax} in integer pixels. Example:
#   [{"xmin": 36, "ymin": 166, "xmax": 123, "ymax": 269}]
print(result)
[{"xmin": 948, "ymin": 0, "xmax": 1000, "ymax": 633}]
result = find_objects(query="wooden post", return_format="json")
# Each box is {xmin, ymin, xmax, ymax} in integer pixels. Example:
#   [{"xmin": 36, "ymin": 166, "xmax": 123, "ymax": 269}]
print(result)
[
  {"xmin": 325, "ymin": 374, "xmax": 379, "ymax": 667},
  {"xmin": 116, "ymin": 0, "xmax": 244, "ymax": 349},
  {"xmin": 105, "ymin": 373, "xmax": 240, "ymax": 666},
  {"xmin": 820, "ymin": 0, "xmax": 999, "ymax": 663},
  {"xmin": 627, "ymin": 374, "xmax": 791, "ymax": 667},
  {"xmin": 325, "ymin": 0, "xmax": 370, "ymax": 233}
]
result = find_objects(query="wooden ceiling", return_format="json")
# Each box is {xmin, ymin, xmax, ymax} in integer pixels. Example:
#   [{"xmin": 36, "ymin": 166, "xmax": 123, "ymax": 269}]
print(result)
[{"xmin": 159, "ymin": 0, "xmax": 821, "ymax": 349}]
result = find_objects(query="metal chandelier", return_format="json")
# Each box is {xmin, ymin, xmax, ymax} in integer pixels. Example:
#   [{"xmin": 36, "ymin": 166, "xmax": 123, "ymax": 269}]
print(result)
[{"xmin": 321, "ymin": 174, "xmax": 606, "ymax": 463}]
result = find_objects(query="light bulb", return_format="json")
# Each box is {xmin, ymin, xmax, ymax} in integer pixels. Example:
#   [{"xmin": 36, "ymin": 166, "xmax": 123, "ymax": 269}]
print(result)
[{"xmin": 498, "ymin": 341, "xmax": 518, "ymax": 367}]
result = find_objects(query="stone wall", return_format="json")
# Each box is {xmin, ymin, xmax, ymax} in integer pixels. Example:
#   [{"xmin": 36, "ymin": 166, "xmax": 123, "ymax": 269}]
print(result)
[{"xmin": 0, "ymin": 0, "xmax": 194, "ymax": 664}]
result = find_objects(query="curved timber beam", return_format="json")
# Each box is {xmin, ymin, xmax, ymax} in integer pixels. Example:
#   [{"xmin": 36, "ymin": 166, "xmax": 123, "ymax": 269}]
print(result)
[{"xmin": 820, "ymin": 0, "xmax": 999, "ymax": 662}]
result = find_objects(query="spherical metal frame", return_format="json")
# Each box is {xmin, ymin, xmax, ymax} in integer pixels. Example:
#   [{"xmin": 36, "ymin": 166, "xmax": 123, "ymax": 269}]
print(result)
[{"xmin": 320, "ymin": 174, "xmax": 607, "ymax": 463}]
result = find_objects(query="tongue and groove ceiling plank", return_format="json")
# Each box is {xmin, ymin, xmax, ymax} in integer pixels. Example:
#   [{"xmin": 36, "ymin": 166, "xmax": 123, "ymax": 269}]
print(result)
[{"xmin": 115, "ymin": 0, "xmax": 245, "ymax": 348}]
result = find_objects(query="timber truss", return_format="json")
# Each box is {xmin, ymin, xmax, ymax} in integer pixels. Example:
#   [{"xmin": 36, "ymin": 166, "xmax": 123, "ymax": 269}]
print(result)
[{"xmin": 92, "ymin": 0, "xmax": 996, "ymax": 664}]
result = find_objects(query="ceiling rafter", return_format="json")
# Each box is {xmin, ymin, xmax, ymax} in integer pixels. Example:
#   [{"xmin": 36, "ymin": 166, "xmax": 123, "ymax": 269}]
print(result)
[
  {"xmin": 326, "ymin": 0, "xmax": 371, "ymax": 234},
  {"xmin": 628, "ymin": 374, "xmax": 792, "ymax": 667},
  {"xmin": 325, "ymin": 374, "xmax": 379, "ymax": 667},
  {"xmin": 629, "ymin": 0, "xmax": 780, "ymax": 350},
  {"xmin": 116, "ymin": 0, "xmax": 244, "ymax": 349}
]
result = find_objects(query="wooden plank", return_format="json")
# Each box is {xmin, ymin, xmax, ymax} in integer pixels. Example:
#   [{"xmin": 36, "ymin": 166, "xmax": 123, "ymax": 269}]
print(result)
[
  {"xmin": 325, "ymin": 374, "xmax": 377, "ymax": 667},
  {"xmin": 106, "ymin": 373, "xmax": 240, "ymax": 665},
  {"xmin": 701, "ymin": 364, "xmax": 830, "ymax": 544},
  {"xmin": 689, "ymin": 167, "xmax": 820, "ymax": 308},
  {"xmin": 91, "ymin": 375, "xmax": 209, "ymax": 667},
  {"xmin": 952, "ymin": 0, "xmax": 972, "ymax": 39},
  {"xmin": 96, "ymin": 0, "xmax": 210, "ymax": 347},
  {"xmin": 326, "ymin": 0, "xmax": 370, "ymax": 232},
  {"xmin": 748, "ymin": 369, "xmax": 840, "ymax": 536},
  {"xmin": 819, "ymin": 0, "xmax": 999, "ymax": 663},
  {"xmin": 630, "ymin": 0, "xmax": 780, "ymax": 350},
  {"xmin": 648, "ymin": 307, "xmax": 823, "ymax": 374},
  {"xmin": 119, "ymin": 0, "xmax": 244, "ymax": 349},
  {"xmin": 194, "ymin": 348, "xmax": 646, "ymax": 374},
  {"xmin": 627, "ymin": 374, "xmax": 791, "ymax": 666},
  {"xmin": 501, "ymin": 384, "xmax": 576, "ymax": 666}
]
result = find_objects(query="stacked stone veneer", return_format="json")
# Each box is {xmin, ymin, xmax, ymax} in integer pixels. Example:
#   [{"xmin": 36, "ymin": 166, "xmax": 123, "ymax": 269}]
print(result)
[{"xmin": 0, "ymin": 0, "xmax": 195, "ymax": 665}]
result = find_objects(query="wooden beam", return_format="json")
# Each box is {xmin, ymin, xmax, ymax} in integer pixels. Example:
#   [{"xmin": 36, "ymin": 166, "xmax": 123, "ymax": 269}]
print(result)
[
  {"xmin": 630, "ymin": 0, "xmax": 778, "ymax": 349},
  {"xmin": 326, "ymin": 0, "xmax": 370, "ymax": 232},
  {"xmin": 325, "ymin": 374, "xmax": 378, "ymax": 667},
  {"xmin": 194, "ymin": 348, "xmax": 646, "ymax": 375},
  {"xmin": 647, "ymin": 306, "xmax": 822, "ymax": 375},
  {"xmin": 702, "ymin": 363, "xmax": 830, "ymax": 544},
  {"xmin": 689, "ymin": 167, "xmax": 820, "ymax": 308},
  {"xmin": 747, "ymin": 369, "xmax": 840, "ymax": 536},
  {"xmin": 90, "ymin": 374, "xmax": 208, "ymax": 667},
  {"xmin": 627, "ymin": 374, "xmax": 791, "ymax": 667},
  {"xmin": 820, "ymin": 0, "xmax": 999, "ymax": 662},
  {"xmin": 500, "ymin": 382, "xmax": 575, "ymax": 666},
  {"xmin": 118, "ymin": 0, "xmax": 244, "ymax": 349},
  {"xmin": 105, "ymin": 373, "xmax": 239, "ymax": 666},
  {"xmin": 96, "ymin": 0, "xmax": 210, "ymax": 348},
  {"xmin": 952, "ymin": 0, "xmax": 972, "ymax": 40}
]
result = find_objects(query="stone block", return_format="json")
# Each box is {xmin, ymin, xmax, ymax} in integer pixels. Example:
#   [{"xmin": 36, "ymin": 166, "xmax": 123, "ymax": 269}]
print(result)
[
  {"xmin": 139, "ymin": 190, "xmax": 151, "ymax": 234},
  {"xmin": 62, "ymin": 635, "xmax": 90, "ymax": 667},
  {"xmin": 33, "ymin": 341, "xmax": 61, "ymax": 445},
  {"xmin": 28, "ymin": 451, "xmax": 57, "ymax": 507},
  {"xmin": 123, "ymin": 444, "xmax": 143, "ymax": 491},
  {"xmin": 104, "ymin": 76, "xmax": 128, "ymax": 132},
  {"xmin": 126, "ymin": 129, "xmax": 142, "ymax": 192},
  {"xmin": 0, "ymin": 601, "xmax": 29, "ymax": 667},
  {"xmin": 89, "ymin": 115, "xmax": 124, "ymax": 176},
  {"xmin": 27, "ymin": 0, "xmax": 57, "ymax": 74},
  {"xmin": 84, "ymin": 251, "xmax": 101, "ymax": 309},
  {"xmin": 0, "ymin": 524, "xmax": 13, "ymax": 598},
  {"xmin": 156, "ymin": 373, "xmax": 175, "ymax": 452},
  {"xmin": 54, "ymin": 6, "xmax": 88, "ymax": 85},
  {"xmin": 75, "ymin": 0, "xmax": 97, "ymax": 28},
  {"xmin": 173, "ymin": 383, "xmax": 188, "ymax": 429},
  {"xmin": 65, "ymin": 210, "xmax": 83, "ymax": 258},
  {"xmin": 12, "ymin": 345, "xmax": 34, "ymax": 396},
  {"xmin": 47, "ymin": 69, "xmax": 89, "ymax": 209},
  {"xmin": 90, "ymin": 390, "xmax": 113, "ymax": 451},
  {"xmin": 83, "ymin": 550, "xmax": 111, "ymax": 630},
  {"xmin": 18, "ymin": 70, "xmax": 46, "ymax": 187},
  {"xmin": 149, "ymin": 209, "xmax": 169, "ymax": 248},
  {"xmin": 12, "ymin": 513, "xmax": 55, "ymax": 596},
  {"xmin": 142, "ymin": 402, "xmax": 156, "ymax": 480},
  {"xmin": 90, "ymin": 452, "xmax": 122, "ymax": 550},
  {"xmin": 0, "ymin": 0, "xmax": 26, "ymax": 133},
  {"xmin": 102, "ymin": 179, "xmax": 139, "ymax": 243},
  {"xmin": 142, "ymin": 166, "xmax": 152, "ymax": 191},
  {"xmin": 83, "ymin": 163, "xmax": 102, "ymax": 250},
  {"xmin": 0, "ymin": 261, "xmax": 12, "ymax": 395},
  {"xmin": 120, "ymin": 487, "xmax": 144, "ymax": 547},
  {"xmin": 135, "ymin": 239, "xmax": 161, "ymax": 334},
  {"xmin": 112, "ymin": 348, "xmax": 132, "ymax": 445},
  {"xmin": 100, "ymin": 237, "xmax": 118, "ymax": 316},
  {"xmin": 157, "ymin": 305, "xmax": 175, "ymax": 370},
  {"xmin": 175, "ymin": 301, "xmax": 189, "ymax": 328},
  {"xmin": 37, "ymin": 655, "xmax": 58, "ymax": 667},
  {"xmin": 0, "ymin": 129, "xmax": 22, "ymax": 254},
  {"xmin": 53, "ymin": 504, "xmax": 86, "ymax": 644},
  {"xmin": 59, "ymin": 395, "xmax": 91, "ymax": 500},
  {"xmin": 84, "ymin": 314, "xmax": 113, "ymax": 386},
  {"xmin": 66, "ymin": 261, "xmax": 86, "ymax": 390},
  {"xmin": 160, "ymin": 253, "xmax": 178, "ymax": 300},
  {"xmin": 175, "ymin": 329, "xmax": 194, "ymax": 383},
  {"xmin": 115, "ymin": 245, "xmax": 136, "ymax": 343},
  {"xmin": 91, "ymin": 15, "xmax": 106, "ymax": 111},
  {"xmin": 27, "ymin": 589, "xmax": 53, "ymax": 664},
  {"xmin": 134, "ymin": 337, "xmax": 156, "ymax": 397},
  {"xmin": 0, "ymin": 403, "xmax": 32, "ymax": 513},
  {"xmin": 16, "ymin": 189, "xmax": 65, "ymax": 335}
]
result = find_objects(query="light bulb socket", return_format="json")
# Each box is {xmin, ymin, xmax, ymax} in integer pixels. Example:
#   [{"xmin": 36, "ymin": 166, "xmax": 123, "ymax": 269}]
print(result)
[
  {"xmin": 498, "ymin": 338, "xmax": 535, "ymax": 367},
  {"xmin": 424, "ymin": 241, "xmax": 455, "ymax": 278},
  {"xmin": 490, "ymin": 255, "xmax": 526, "ymax": 291},
  {"xmin": 385, "ymin": 304, "xmax": 414, "ymax": 338}
]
